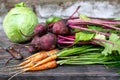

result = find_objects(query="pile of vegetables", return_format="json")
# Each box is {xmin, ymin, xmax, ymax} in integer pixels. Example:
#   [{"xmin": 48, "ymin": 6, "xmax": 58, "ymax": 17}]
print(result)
[{"xmin": 2, "ymin": 2, "xmax": 120, "ymax": 80}]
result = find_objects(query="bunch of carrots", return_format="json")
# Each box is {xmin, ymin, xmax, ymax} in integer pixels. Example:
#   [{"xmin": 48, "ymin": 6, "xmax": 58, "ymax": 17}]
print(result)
[
  {"xmin": 2, "ymin": 45, "xmax": 120, "ymax": 80},
  {"xmin": 4, "ymin": 49, "xmax": 59, "ymax": 80}
]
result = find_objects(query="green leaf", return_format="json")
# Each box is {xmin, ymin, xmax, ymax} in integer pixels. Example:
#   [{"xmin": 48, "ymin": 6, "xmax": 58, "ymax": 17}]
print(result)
[
  {"xmin": 94, "ymin": 34, "xmax": 106, "ymax": 40},
  {"xmin": 98, "ymin": 33, "xmax": 120, "ymax": 56},
  {"xmin": 71, "ymin": 28, "xmax": 81, "ymax": 32},
  {"xmin": 15, "ymin": 2, "xmax": 25, "ymax": 7},
  {"xmin": 79, "ymin": 14, "xmax": 90, "ymax": 20},
  {"xmin": 93, "ymin": 34, "xmax": 106, "ymax": 47},
  {"xmin": 87, "ymin": 25, "xmax": 103, "ymax": 31},
  {"xmin": 74, "ymin": 32, "xmax": 95, "ymax": 44},
  {"xmin": 114, "ymin": 18, "xmax": 120, "ymax": 20},
  {"xmin": 46, "ymin": 16, "xmax": 62, "ymax": 24}
]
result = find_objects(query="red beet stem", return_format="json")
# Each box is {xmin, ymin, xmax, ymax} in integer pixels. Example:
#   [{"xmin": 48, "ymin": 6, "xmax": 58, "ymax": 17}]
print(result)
[
  {"xmin": 67, "ymin": 16, "xmax": 120, "ymax": 23},
  {"xmin": 58, "ymin": 39, "xmax": 96, "ymax": 45},
  {"xmin": 68, "ymin": 19, "xmax": 120, "ymax": 30},
  {"xmin": 69, "ymin": 25, "xmax": 110, "ymax": 36},
  {"xmin": 58, "ymin": 35, "xmax": 74, "ymax": 41},
  {"xmin": 67, "ymin": 6, "xmax": 80, "ymax": 20}
]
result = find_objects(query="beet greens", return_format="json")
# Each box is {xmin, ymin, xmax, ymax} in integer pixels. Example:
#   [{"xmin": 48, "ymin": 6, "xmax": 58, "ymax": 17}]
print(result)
[
  {"xmin": 23, "ymin": 5, "xmax": 120, "ymax": 57},
  {"xmin": 27, "ymin": 15, "xmax": 120, "ymax": 56}
]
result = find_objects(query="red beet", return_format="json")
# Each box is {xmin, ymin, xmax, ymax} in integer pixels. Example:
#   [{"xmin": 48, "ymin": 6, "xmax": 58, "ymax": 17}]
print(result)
[
  {"xmin": 31, "ymin": 35, "xmax": 40, "ymax": 46},
  {"xmin": 20, "ymin": 23, "xmax": 48, "ymax": 39},
  {"xmin": 31, "ymin": 33, "xmax": 57, "ymax": 51},
  {"xmin": 52, "ymin": 20, "xmax": 70, "ymax": 35},
  {"xmin": 34, "ymin": 22, "xmax": 48, "ymax": 36},
  {"xmin": 27, "ymin": 35, "xmax": 41, "ymax": 53},
  {"xmin": 38, "ymin": 33, "xmax": 57, "ymax": 50}
]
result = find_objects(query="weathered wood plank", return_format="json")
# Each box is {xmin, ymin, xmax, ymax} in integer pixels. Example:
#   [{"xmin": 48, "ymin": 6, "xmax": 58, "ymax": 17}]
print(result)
[{"xmin": 0, "ymin": 65, "xmax": 119, "ymax": 80}]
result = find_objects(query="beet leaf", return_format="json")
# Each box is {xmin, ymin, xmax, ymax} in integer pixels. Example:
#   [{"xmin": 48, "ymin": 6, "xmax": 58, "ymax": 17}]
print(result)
[
  {"xmin": 74, "ymin": 31, "xmax": 95, "ymax": 44},
  {"xmin": 79, "ymin": 14, "xmax": 90, "ymax": 20},
  {"xmin": 94, "ymin": 33, "xmax": 120, "ymax": 56}
]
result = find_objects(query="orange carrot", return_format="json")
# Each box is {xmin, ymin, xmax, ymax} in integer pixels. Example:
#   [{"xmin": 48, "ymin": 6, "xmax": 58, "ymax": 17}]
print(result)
[
  {"xmin": 25, "ymin": 49, "xmax": 58, "ymax": 60},
  {"xmin": 31, "ymin": 54, "xmax": 57, "ymax": 68},
  {"xmin": 14, "ymin": 54, "xmax": 57, "ymax": 70},
  {"xmin": 19, "ymin": 49, "xmax": 58, "ymax": 66},
  {"xmin": 12, "ymin": 54, "xmax": 57, "ymax": 70},
  {"xmin": 20, "ymin": 61, "xmax": 36, "ymax": 69},
  {"xmin": 24, "ymin": 51, "xmax": 45, "ymax": 60},
  {"xmin": 24, "ymin": 60, "xmax": 57, "ymax": 71},
  {"xmin": 5, "ymin": 49, "xmax": 59, "ymax": 80},
  {"xmin": 4, "ymin": 49, "xmax": 58, "ymax": 71},
  {"xmin": 7, "ymin": 60, "xmax": 57, "ymax": 80},
  {"xmin": 18, "ymin": 51, "xmax": 45, "ymax": 66},
  {"xmin": 19, "ymin": 53, "xmax": 48, "ymax": 66},
  {"xmin": 18, "ymin": 59, "xmax": 31, "ymax": 66}
]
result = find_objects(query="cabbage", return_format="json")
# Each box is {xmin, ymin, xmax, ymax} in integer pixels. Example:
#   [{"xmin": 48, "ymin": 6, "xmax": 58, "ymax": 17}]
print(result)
[{"xmin": 3, "ymin": 2, "xmax": 38, "ymax": 43}]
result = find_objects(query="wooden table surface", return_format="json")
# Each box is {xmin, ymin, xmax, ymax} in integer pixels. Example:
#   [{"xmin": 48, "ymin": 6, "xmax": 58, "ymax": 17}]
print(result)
[{"xmin": 0, "ymin": 27, "xmax": 120, "ymax": 80}]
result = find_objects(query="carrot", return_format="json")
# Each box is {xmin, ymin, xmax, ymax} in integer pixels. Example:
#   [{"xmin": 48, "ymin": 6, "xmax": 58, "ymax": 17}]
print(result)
[
  {"xmin": 6, "ymin": 54, "xmax": 58, "ymax": 71},
  {"xmin": 19, "ymin": 52, "xmax": 47, "ymax": 66},
  {"xmin": 11, "ymin": 54, "xmax": 57, "ymax": 71},
  {"xmin": 13, "ymin": 54, "xmax": 57, "ymax": 70},
  {"xmin": 19, "ymin": 49, "xmax": 58, "ymax": 66},
  {"xmin": 18, "ymin": 59, "xmax": 31, "ymax": 66},
  {"xmin": 24, "ymin": 51, "xmax": 46, "ymax": 60},
  {"xmin": 25, "ymin": 49, "xmax": 58, "ymax": 60},
  {"xmin": 2, "ymin": 49, "xmax": 58, "ymax": 70},
  {"xmin": 12, "ymin": 54, "xmax": 57, "ymax": 71},
  {"xmin": 8, "ymin": 60, "xmax": 57, "ymax": 80},
  {"xmin": 32, "ymin": 54, "xmax": 57, "ymax": 68},
  {"xmin": 19, "ymin": 61, "xmax": 36, "ymax": 69},
  {"xmin": 8, "ymin": 49, "xmax": 58, "ymax": 70},
  {"xmin": 24, "ymin": 60, "xmax": 57, "ymax": 71},
  {"xmin": 5, "ymin": 49, "xmax": 58, "ymax": 80}
]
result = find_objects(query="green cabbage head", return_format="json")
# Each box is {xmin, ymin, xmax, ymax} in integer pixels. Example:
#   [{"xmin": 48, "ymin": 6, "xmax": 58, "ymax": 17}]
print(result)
[{"xmin": 3, "ymin": 2, "xmax": 38, "ymax": 43}]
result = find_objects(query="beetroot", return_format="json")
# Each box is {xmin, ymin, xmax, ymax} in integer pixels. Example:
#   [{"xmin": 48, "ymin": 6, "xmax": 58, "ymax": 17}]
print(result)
[
  {"xmin": 26, "ymin": 35, "xmax": 40, "ymax": 53},
  {"xmin": 38, "ymin": 33, "xmax": 57, "ymax": 50},
  {"xmin": 34, "ymin": 22, "xmax": 48, "ymax": 36},
  {"xmin": 30, "ymin": 33, "xmax": 57, "ymax": 51},
  {"xmin": 31, "ymin": 35, "xmax": 44, "ymax": 46},
  {"xmin": 20, "ymin": 22, "xmax": 48, "ymax": 39},
  {"xmin": 52, "ymin": 19, "xmax": 70, "ymax": 35}
]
